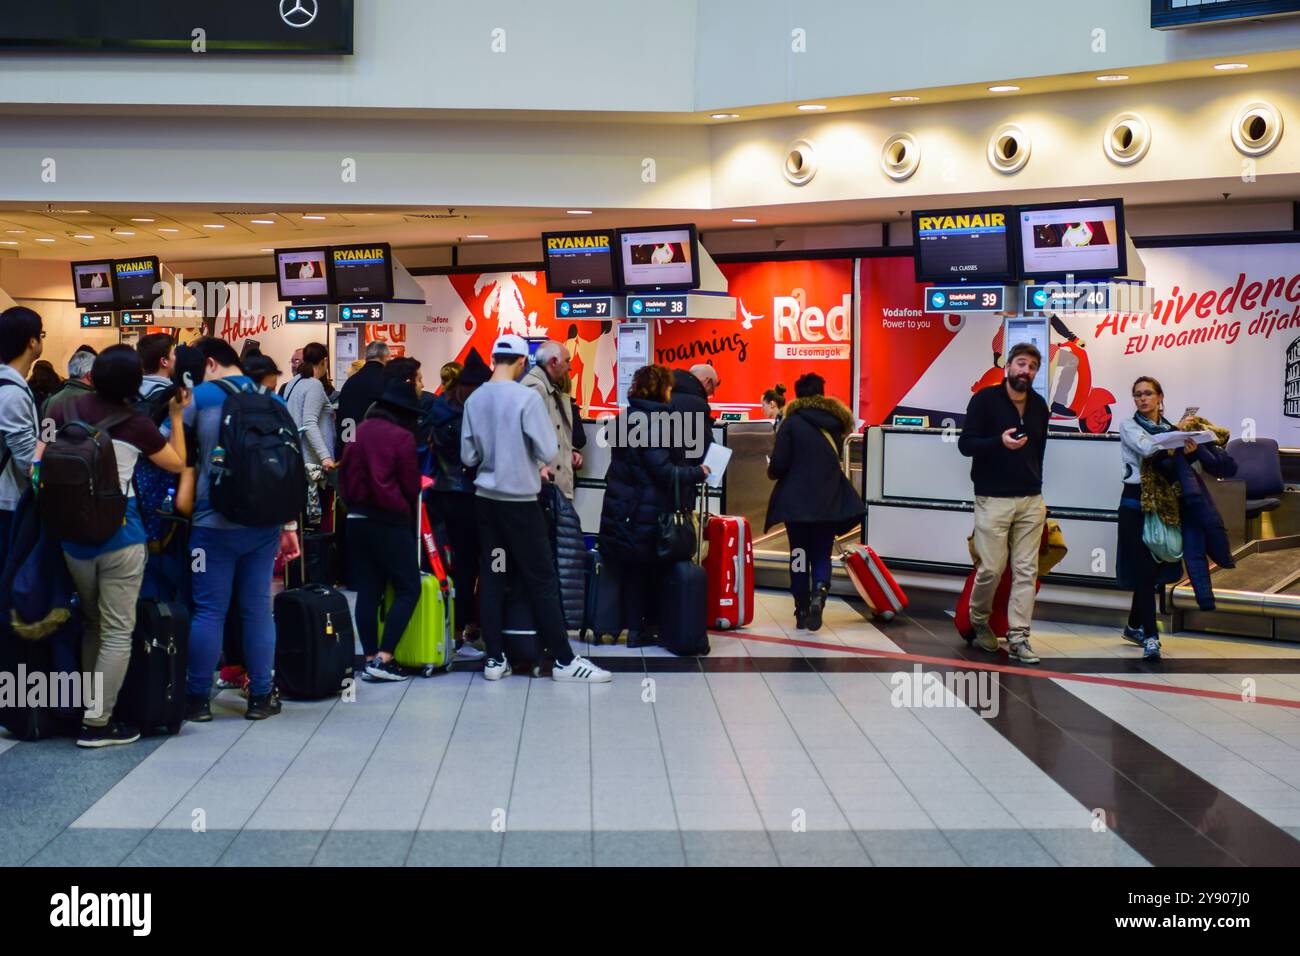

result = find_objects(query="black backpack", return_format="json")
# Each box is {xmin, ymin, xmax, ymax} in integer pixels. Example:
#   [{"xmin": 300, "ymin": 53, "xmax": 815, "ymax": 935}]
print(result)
[
  {"xmin": 208, "ymin": 379, "xmax": 306, "ymax": 527},
  {"xmin": 38, "ymin": 409, "xmax": 135, "ymax": 545}
]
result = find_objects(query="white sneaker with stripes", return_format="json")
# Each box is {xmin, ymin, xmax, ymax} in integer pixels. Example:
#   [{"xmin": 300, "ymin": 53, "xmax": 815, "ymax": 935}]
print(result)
[{"xmin": 551, "ymin": 656, "xmax": 612, "ymax": 683}]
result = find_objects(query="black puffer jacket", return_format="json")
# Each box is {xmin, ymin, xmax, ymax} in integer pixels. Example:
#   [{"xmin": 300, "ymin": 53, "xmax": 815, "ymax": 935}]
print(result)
[
  {"xmin": 765, "ymin": 394, "xmax": 865, "ymax": 533},
  {"xmin": 599, "ymin": 397, "xmax": 706, "ymax": 562},
  {"xmin": 544, "ymin": 483, "xmax": 588, "ymax": 630},
  {"xmin": 669, "ymin": 369, "xmax": 714, "ymax": 463}
]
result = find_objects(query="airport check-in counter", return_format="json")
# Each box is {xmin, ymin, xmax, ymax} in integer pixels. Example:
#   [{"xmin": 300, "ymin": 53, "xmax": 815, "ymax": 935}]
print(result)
[{"xmin": 861, "ymin": 426, "xmax": 1130, "ymax": 611}]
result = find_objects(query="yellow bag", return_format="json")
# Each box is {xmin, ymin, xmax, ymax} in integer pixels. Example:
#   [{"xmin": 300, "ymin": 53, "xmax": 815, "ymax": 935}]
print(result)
[{"xmin": 966, "ymin": 519, "xmax": 1067, "ymax": 577}]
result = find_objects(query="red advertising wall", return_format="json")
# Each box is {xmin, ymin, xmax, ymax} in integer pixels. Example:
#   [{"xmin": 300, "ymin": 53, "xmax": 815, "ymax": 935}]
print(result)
[
  {"xmin": 653, "ymin": 258, "xmax": 855, "ymax": 413},
  {"xmin": 857, "ymin": 256, "xmax": 961, "ymax": 426}
]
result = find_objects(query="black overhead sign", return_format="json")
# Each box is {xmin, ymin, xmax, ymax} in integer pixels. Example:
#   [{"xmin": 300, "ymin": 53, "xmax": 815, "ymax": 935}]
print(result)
[
  {"xmin": 1152, "ymin": 0, "xmax": 1300, "ymax": 29},
  {"xmin": 0, "ymin": 1, "xmax": 354, "ymax": 54}
]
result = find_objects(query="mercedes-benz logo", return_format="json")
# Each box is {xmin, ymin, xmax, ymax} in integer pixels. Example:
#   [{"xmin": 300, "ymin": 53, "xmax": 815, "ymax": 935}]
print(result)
[{"xmin": 280, "ymin": 0, "xmax": 318, "ymax": 29}]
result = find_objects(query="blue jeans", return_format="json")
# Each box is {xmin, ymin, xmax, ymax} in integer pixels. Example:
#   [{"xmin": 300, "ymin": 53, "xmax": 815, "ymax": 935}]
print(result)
[
  {"xmin": 786, "ymin": 521, "xmax": 835, "ymax": 602},
  {"xmin": 186, "ymin": 525, "xmax": 280, "ymax": 697}
]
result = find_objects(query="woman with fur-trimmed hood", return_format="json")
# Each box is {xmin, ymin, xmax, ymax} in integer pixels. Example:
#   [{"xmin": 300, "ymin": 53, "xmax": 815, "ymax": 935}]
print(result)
[{"xmin": 765, "ymin": 373, "xmax": 865, "ymax": 631}]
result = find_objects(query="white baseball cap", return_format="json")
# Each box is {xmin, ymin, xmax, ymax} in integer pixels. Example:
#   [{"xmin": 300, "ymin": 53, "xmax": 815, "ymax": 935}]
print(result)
[{"xmin": 491, "ymin": 334, "xmax": 529, "ymax": 358}]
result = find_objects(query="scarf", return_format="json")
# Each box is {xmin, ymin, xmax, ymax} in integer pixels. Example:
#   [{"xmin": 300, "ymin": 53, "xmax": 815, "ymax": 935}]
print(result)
[{"xmin": 1133, "ymin": 413, "xmax": 1182, "ymax": 528}]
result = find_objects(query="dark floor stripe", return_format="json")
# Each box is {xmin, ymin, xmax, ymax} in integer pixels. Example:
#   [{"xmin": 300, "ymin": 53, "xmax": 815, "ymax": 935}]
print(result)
[{"xmin": 895, "ymin": 608, "xmax": 1300, "ymax": 867}]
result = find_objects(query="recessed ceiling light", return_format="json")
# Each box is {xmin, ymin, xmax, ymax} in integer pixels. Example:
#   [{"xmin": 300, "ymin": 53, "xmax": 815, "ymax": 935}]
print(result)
[
  {"xmin": 797, "ymin": 103, "xmax": 827, "ymax": 111},
  {"xmin": 250, "ymin": 219, "xmax": 275, "ymax": 225},
  {"xmin": 158, "ymin": 228, "xmax": 179, "ymax": 233},
  {"xmin": 711, "ymin": 113, "xmax": 740, "ymax": 120},
  {"xmin": 566, "ymin": 210, "xmax": 593, "ymax": 215},
  {"xmin": 731, "ymin": 218, "xmax": 758, "ymax": 224},
  {"xmin": 202, "ymin": 224, "xmax": 225, "ymax": 229},
  {"xmin": 73, "ymin": 234, "xmax": 95, "ymax": 239},
  {"xmin": 4, "ymin": 229, "xmax": 25, "ymax": 234},
  {"xmin": 302, "ymin": 214, "xmax": 327, "ymax": 220},
  {"xmin": 260, "ymin": 248, "xmax": 275, "ymax": 253},
  {"xmin": 988, "ymin": 85, "xmax": 1020, "ymax": 93},
  {"xmin": 115, "ymin": 230, "xmax": 135, "ymax": 236},
  {"xmin": 130, "ymin": 218, "xmax": 155, "ymax": 223},
  {"xmin": 890, "ymin": 95, "xmax": 921, "ymax": 103},
  {"xmin": 466, "ymin": 234, "xmax": 489, "ymax": 239},
  {"xmin": 0, "ymin": 241, "xmax": 17, "ymax": 246},
  {"xmin": 1096, "ymin": 74, "xmax": 1129, "ymax": 82},
  {"xmin": 1215, "ymin": 62, "xmax": 1249, "ymax": 71},
  {"xmin": 35, "ymin": 238, "xmax": 55, "ymax": 243}
]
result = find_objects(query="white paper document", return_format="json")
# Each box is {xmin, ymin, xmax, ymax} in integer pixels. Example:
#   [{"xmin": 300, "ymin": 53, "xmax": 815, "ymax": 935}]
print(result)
[
  {"xmin": 702, "ymin": 442, "xmax": 733, "ymax": 488},
  {"xmin": 1147, "ymin": 430, "xmax": 1217, "ymax": 450}
]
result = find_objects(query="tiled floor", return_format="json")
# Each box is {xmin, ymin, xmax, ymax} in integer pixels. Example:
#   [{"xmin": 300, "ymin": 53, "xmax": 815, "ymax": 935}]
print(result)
[{"xmin": 4, "ymin": 589, "xmax": 1300, "ymax": 866}]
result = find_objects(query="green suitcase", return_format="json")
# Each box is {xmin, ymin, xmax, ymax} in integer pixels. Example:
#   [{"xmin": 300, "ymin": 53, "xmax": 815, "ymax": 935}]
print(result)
[
  {"xmin": 378, "ymin": 496, "xmax": 456, "ymax": 677},
  {"xmin": 381, "ymin": 574, "xmax": 455, "ymax": 677}
]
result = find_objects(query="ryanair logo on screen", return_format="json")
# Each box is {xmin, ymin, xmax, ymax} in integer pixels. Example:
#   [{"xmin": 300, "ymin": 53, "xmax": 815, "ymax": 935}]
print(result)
[
  {"xmin": 546, "ymin": 234, "xmax": 612, "ymax": 252},
  {"xmin": 114, "ymin": 259, "xmax": 154, "ymax": 277},
  {"xmin": 918, "ymin": 212, "xmax": 1006, "ymax": 232},
  {"xmin": 333, "ymin": 247, "xmax": 386, "ymax": 263}
]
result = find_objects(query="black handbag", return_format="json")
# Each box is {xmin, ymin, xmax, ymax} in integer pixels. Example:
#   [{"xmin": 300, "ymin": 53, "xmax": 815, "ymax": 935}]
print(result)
[{"xmin": 655, "ymin": 478, "xmax": 697, "ymax": 563}]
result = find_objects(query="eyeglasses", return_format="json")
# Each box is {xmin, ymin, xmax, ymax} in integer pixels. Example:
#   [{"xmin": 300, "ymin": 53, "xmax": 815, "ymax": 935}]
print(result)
[{"xmin": 1132, "ymin": 390, "xmax": 1156, "ymax": 398}]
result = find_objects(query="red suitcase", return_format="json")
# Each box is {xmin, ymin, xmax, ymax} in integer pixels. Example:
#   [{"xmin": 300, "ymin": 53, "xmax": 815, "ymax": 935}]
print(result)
[
  {"xmin": 954, "ymin": 566, "xmax": 1041, "ymax": 642},
  {"xmin": 844, "ymin": 546, "xmax": 907, "ymax": 621},
  {"xmin": 704, "ymin": 515, "xmax": 754, "ymax": 629}
]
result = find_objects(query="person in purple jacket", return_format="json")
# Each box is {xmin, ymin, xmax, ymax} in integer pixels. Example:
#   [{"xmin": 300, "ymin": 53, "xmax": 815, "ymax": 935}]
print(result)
[{"xmin": 339, "ymin": 374, "xmax": 424, "ymax": 682}]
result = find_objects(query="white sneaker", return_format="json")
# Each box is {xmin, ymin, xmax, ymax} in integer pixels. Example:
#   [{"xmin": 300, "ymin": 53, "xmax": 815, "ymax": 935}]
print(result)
[
  {"xmin": 551, "ymin": 656, "xmax": 612, "ymax": 683},
  {"xmin": 454, "ymin": 642, "xmax": 486, "ymax": 662},
  {"xmin": 483, "ymin": 657, "xmax": 512, "ymax": 681}
]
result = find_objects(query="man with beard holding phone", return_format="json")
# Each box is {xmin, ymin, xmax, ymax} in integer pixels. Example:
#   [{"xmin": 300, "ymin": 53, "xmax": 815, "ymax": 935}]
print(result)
[{"xmin": 958, "ymin": 342, "xmax": 1048, "ymax": 664}]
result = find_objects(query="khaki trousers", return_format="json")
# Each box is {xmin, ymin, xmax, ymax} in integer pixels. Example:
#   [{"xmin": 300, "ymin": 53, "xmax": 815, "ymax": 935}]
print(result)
[
  {"xmin": 969, "ymin": 495, "xmax": 1046, "ymax": 641},
  {"xmin": 64, "ymin": 544, "xmax": 147, "ymax": 727}
]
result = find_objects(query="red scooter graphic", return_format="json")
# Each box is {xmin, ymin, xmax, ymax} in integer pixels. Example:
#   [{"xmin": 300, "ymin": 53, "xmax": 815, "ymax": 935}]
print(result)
[{"xmin": 972, "ymin": 325, "xmax": 1116, "ymax": 433}]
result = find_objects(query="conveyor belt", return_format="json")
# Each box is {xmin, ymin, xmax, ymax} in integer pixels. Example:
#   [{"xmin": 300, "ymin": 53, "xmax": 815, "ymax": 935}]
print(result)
[{"xmin": 1171, "ymin": 535, "xmax": 1300, "ymax": 623}]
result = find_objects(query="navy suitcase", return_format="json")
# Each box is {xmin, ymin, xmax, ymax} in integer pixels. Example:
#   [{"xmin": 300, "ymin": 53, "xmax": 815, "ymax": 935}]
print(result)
[
  {"xmin": 658, "ymin": 560, "xmax": 709, "ymax": 656},
  {"xmin": 116, "ymin": 599, "xmax": 189, "ymax": 736},
  {"xmin": 585, "ymin": 551, "xmax": 623, "ymax": 643},
  {"xmin": 0, "ymin": 624, "xmax": 83, "ymax": 741}
]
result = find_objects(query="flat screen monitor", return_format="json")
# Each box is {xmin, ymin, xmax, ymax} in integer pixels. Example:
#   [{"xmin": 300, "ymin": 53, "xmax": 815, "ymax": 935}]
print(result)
[
  {"xmin": 542, "ymin": 229, "xmax": 620, "ymax": 294},
  {"xmin": 112, "ymin": 256, "xmax": 161, "ymax": 309},
  {"xmin": 617, "ymin": 224, "xmax": 699, "ymax": 291},
  {"xmin": 1017, "ymin": 199, "xmax": 1127, "ymax": 279},
  {"xmin": 275, "ymin": 248, "xmax": 331, "ymax": 302},
  {"xmin": 329, "ymin": 242, "xmax": 394, "ymax": 301},
  {"xmin": 912, "ymin": 206, "xmax": 1017, "ymax": 283},
  {"xmin": 70, "ymin": 259, "xmax": 117, "ymax": 308}
]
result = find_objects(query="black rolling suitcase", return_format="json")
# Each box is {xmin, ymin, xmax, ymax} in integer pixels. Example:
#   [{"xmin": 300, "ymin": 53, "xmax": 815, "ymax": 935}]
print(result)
[
  {"xmin": 659, "ymin": 560, "xmax": 710, "ymax": 657},
  {"xmin": 273, "ymin": 585, "xmax": 355, "ymax": 700},
  {"xmin": 116, "ymin": 599, "xmax": 189, "ymax": 736},
  {"xmin": 0, "ymin": 624, "xmax": 83, "ymax": 741}
]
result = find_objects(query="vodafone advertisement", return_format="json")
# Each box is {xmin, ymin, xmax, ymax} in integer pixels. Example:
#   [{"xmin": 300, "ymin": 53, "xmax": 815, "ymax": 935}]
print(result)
[
  {"xmin": 654, "ymin": 259, "xmax": 854, "ymax": 413},
  {"xmin": 858, "ymin": 242, "xmax": 1300, "ymax": 442}
]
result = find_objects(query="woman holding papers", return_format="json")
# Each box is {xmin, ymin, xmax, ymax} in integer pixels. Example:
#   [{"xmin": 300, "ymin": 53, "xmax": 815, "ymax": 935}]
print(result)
[
  {"xmin": 598, "ymin": 365, "xmax": 708, "ymax": 647},
  {"xmin": 1118, "ymin": 376, "xmax": 1237, "ymax": 660},
  {"xmin": 765, "ymin": 373, "xmax": 866, "ymax": 632}
]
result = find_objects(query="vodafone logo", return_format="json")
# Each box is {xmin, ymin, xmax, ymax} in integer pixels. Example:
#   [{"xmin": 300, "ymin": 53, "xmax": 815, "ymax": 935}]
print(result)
[{"xmin": 773, "ymin": 289, "xmax": 851, "ymax": 360}]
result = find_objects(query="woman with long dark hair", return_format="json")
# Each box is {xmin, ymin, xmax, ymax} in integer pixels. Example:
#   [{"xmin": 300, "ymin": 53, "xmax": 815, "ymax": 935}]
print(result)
[
  {"xmin": 426, "ymin": 349, "xmax": 489, "ymax": 656},
  {"xmin": 598, "ymin": 364, "xmax": 708, "ymax": 646}
]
